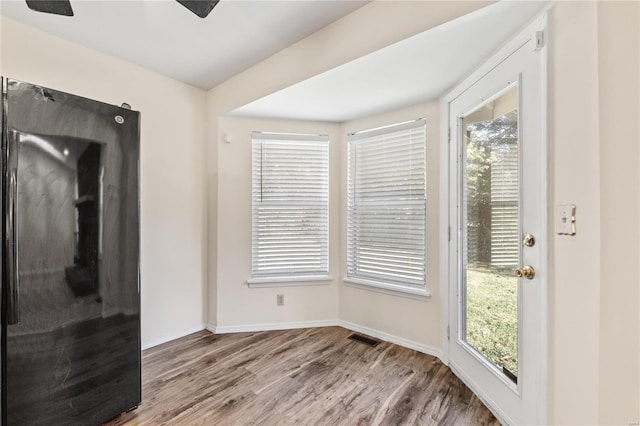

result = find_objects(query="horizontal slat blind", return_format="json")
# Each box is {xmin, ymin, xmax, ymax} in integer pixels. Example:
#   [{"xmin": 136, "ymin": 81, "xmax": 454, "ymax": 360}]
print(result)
[
  {"xmin": 252, "ymin": 133, "xmax": 329, "ymax": 278},
  {"xmin": 490, "ymin": 139, "xmax": 519, "ymax": 267},
  {"xmin": 347, "ymin": 120, "xmax": 426, "ymax": 288}
]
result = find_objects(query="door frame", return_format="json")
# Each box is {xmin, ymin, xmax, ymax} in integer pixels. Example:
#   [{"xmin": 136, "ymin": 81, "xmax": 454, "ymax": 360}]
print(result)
[{"xmin": 439, "ymin": 13, "xmax": 549, "ymax": 424}]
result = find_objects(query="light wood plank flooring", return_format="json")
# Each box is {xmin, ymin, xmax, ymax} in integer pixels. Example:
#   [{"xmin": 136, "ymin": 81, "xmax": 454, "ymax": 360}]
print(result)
[{"xmin": 104, "ymin": 327, "xmax": 498, "ymax": 425}]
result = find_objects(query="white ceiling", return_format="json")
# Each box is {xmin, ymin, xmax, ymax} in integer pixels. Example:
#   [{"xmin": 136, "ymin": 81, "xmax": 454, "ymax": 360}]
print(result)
[
  {"xmin": 1, "ymin": 0, "xmax": 549, "ymax": 123},
  {"xmin": 0, "ymin": 0, "xmax": 368, "ymax": 89},
  {"xmin": 230, "ymin": 1, "xmax": 549, "ymax": 122}
]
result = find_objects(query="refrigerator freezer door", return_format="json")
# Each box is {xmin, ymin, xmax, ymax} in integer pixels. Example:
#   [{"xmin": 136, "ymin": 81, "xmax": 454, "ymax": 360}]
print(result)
[{"xmin": 3, "ymin": 80, "xmax": 140, "ymax": 425}]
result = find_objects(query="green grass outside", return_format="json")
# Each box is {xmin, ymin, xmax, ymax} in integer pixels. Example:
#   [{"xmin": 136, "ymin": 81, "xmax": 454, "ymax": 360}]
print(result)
[{"xmin": 465, "ymin": 266, "xmax": 518, "ymax": 375}]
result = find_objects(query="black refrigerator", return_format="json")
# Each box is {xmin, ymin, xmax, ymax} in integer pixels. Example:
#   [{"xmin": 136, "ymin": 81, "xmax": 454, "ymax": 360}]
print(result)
[{"xmin": 1, "ymin": 78, "xmax": 141, "ymax": 425}]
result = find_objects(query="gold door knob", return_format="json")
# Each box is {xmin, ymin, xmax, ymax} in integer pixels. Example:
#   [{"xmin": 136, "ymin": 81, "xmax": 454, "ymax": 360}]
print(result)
[{"xmin": 515, "ymin": 265, "xmax": 535, "ymax": 279}]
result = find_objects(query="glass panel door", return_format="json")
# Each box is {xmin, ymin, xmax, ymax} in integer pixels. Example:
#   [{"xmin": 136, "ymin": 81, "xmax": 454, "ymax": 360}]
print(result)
[
  {"xmin": 447, "ymin": 20, "xmax": 546, "ymax": 425},
  {"xmin": 461, "ymin": 85, "xmax": 519, "ymax": 381}
]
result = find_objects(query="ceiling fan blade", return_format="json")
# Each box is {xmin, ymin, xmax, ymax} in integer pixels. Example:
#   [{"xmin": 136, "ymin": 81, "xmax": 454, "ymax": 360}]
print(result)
[
  {"xmin": 176, "ymin": 0, "xmax": 219, "ymax": 19},
  {"xmin": 25, "ymin": 0, "xmax": 74, "ymax": 16}
]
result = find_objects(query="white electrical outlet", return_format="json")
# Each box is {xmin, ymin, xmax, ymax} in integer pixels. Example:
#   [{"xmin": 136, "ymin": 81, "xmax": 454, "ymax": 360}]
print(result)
[{"xmin": 277, "ymin": 294, "xmax": 284, "ymax": 306}]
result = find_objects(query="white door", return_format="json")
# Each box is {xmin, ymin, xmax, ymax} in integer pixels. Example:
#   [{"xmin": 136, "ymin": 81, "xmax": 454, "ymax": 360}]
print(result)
[{"xmin": 445, "ymin": 18, "xmax": 547, "ymax": 425}]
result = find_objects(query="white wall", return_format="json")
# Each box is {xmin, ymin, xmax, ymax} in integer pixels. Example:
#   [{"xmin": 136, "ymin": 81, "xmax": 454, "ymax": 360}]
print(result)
[
  {"xmin": 548, "ymin": 2, "xmax": 640, "ymax": 424},
  {"xmin": 212, "ymin": 116, "xmax": 341, "ymax": 330},
  {"xmin": 339, "ymin": 101, "xmax": 442, "ymax": 354},
  {"xmin": 596, "ymin": 1, "xmax": 639, "ymax": 423},
  {"xmin": 0, "ymin": 17, "xmax": 208, "ymax": 349},
  {"xmin": 547, "ymin": 3, "xmax": 601, "ymax": 423}
]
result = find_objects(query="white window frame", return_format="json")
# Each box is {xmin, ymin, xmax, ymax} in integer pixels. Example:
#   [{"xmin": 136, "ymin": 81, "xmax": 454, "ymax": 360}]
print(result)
[
  {"xmin": 344, "ymin": 119, "xmax": 429, "ymax": 298},
  {"xmin": 248, "ymin": 132, "xmax": 331, "ymax": 287}
]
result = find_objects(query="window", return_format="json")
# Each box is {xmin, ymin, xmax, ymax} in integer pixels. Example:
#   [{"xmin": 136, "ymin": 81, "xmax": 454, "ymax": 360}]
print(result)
[
  {"xmin": 346, "ymin": 119, "xmax": 428, "ymax": 296},
  {"xmin": 249, "ymin": 132, "xmax": 329, "ymax": 284}
]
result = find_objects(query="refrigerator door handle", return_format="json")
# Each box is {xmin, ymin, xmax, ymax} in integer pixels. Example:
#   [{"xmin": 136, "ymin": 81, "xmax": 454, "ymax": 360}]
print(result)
[{"xmin": 6, "ymin": 130, "xmax": 19, "ymax": 324}]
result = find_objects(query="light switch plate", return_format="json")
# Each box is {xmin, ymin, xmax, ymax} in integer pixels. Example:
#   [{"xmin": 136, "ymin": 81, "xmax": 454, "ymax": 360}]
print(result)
[{"xmin": 556, "ymin": 204, "xmax": 576, "ymax": 235}]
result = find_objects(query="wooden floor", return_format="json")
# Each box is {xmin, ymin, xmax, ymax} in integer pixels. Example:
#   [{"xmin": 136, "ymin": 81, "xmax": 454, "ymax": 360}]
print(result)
[{"xmin": 105, "ymin": 327, "xmax": 498, "ymax": 426}]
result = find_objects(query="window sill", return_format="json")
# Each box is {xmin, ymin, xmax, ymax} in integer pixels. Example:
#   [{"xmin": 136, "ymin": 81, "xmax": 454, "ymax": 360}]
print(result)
[
  {"xmin": 343, "ymin": 277, "xmax": 430, "ymax": 300},
  {"xmin": 247, "ymin": 275, "xmax": 333, "ymax": 288}
]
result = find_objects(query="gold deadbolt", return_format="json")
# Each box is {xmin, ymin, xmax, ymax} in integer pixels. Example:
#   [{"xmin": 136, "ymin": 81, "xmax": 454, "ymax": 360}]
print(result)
[
  {"xmin": 515, "ymin": 265, "xmax": 535, "ymax": 280},
  {"xmin": 523, "ymin": 233, "xmax": 535, "ymax": 247}
]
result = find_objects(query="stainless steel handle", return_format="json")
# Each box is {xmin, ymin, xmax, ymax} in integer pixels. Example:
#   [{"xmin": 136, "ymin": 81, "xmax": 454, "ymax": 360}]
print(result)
[{"xmin": 6, "ymin": 131, "xmax": 19, "ymax": 324}]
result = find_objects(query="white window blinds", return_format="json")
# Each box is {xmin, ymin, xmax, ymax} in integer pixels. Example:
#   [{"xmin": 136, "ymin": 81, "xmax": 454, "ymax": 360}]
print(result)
[
  {"xmin": 251, "ymin": 132, "xmax": 329, "ymax": 279},
  {"xmin": 347, "ymin": 120, "xmax": 427, "ymax": 291}
]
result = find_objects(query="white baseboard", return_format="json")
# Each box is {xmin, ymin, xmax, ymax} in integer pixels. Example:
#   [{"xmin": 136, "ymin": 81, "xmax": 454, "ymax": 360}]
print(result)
[
  {"xmin": 142, "ymin": 324, "xmax": 206, "ymax": 350},
  {"xmin": 210, "ymin": 319, "xmax": 339, "ymax": 334},
  {"xmin": 183, "ymin": 320, "xmax": 442, "ymax": 363},
  {"xmin": 338, "ymin": 320, "xmax": 442, "ymax": 360}
]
